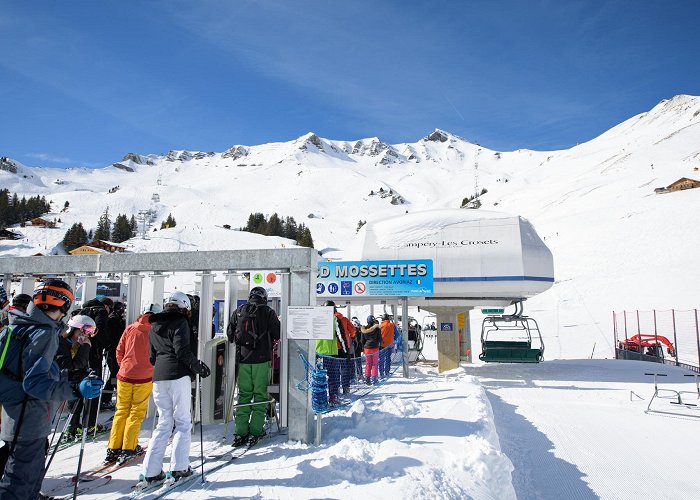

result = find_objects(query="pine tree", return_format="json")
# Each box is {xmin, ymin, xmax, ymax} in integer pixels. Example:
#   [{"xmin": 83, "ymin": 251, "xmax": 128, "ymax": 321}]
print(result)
[
  {"xmin": 266, "ymin": 213, "xmax": 282, "ymax": 236},
  {"xmin": 283, "ymin": 216, "xmax": 298, "ymax": 240},
  {"xmin": 94, "ymin": 207, "xmax": 111, "ymax": 241},
  {"xmin": 160, "ymin": 213, "xmax": 176, "ymax": 229},
  {"xmin": 129, "ymin": 215, "xmax": 138, "ymax": 236},
  {"xmin": 296, "ymin": 224, "xmax": 314, "ymax": 248},
  {"xmin": 62, "ymin": 222, "xmax": 88, "ymax": 252},
  {"xmin": 112, "ymin": 214, "xmax": 132, "ymax": 242}
]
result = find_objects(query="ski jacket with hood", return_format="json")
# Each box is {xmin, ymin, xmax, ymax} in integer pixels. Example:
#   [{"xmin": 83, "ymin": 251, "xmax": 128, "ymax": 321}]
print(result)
[
  {"xmin": 334, "ymin": 311, "xmax": 355, "ymax": 355},
  {"xmin": 0, "ymin": 304, "xmax": 80, "ymax": 442},
  {"xmin": 148, "ymin": 309, "xmax": 200, "ymax": 382},
  {"xmin": 361, "ymin": 322, "xmax": 382, "ymax": 350},
  {"xmin": 117, "ymin": 314, "xmax": 154, "ymax": 384},
  {"xmin": 228, "ymin": 299, "xmax": 280, "ymax": 364},
  {"xmin": 79, "ymin": 299, "xmax": 110, "ymax": 351}
]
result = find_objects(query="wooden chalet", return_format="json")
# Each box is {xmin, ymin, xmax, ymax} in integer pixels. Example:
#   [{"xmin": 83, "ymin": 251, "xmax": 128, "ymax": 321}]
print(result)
[
  {"xmin": 30, "ymin": 217, "xmax": 56, "ymax": 228},
  {"xmin": 87, "ymin": 240, "xmax": 127, "ymax": 253},
  {"xmin": 667, "ymin": 177, "xmax": 700, "ymax": 192}
]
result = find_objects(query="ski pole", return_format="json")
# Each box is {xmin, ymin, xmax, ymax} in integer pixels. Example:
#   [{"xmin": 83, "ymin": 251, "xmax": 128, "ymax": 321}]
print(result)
[
  {"xmin": 198, "ymin": 374, "xmax": 205, "ymax": 484},
  {"xmin": 45, "ymin": 399, "xmax": 79, "ymax": 473},
  {"xmin": 47, "ymin": 400, "xmax": 67, "ymax": 452},
  {"xmin": 73, "ymin": 374, "xmax": 97, "ymax": 499},
  {"xmin": 92, "ymin": 355, "xmax": 109, "ymax": 439}
]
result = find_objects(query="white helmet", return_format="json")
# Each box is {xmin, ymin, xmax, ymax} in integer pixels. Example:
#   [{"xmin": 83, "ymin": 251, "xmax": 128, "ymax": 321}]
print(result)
[
  {"xmin": 142, "ymin": 303, "xmax": 163, "ymax": 315},
  {"xmin": 67, "ymin": 314, "xmax": 97, "ymax": 334},
  {"xmin": 165, "ymin": 291, "xmax": 191, "ymax": 311}
]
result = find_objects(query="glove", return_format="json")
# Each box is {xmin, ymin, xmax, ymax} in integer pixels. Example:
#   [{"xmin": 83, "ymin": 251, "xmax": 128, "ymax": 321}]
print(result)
[
  {"xmin": 75, "ymin": 334, "xmax": 91, "ymax": 346},
  {"xmin": 195, "ymin": 360, "xmax": 211, "ymax": 378},
  {"xmin": 78, "ymin": 376, "xmax": 103, "ymax": 399}
]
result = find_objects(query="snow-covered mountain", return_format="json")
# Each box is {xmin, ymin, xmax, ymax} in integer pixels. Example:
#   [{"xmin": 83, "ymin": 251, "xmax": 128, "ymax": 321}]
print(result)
[{"xmin": 2, "ymin": 94, "xmax": 699, "ymax": 360}]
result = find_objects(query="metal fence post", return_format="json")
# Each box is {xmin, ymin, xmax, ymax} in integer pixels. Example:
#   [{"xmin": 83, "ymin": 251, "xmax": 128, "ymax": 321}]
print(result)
[
  {"xmin": 695, "ymin": 309, "xmax": 700, "ymax": 369},
  {"xmin": 653, "ymin": 309, "xmax": 658, "ymax": 357},
  {"xmin": 613, "ymin": 311, "xmax": 618, "ymax": 358},
  {"xmin": 636, "ymin": 310, "xmax": 641, "ymax": 335},
  {"xmin": 672, "ymin": 309, "xmax": 679, "ymax": 366}
]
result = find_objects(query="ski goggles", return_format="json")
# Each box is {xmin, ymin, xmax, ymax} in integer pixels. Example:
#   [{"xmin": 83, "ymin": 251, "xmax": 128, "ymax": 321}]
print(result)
[{"xmin": 80, "ymin": 325, "xmax": 97, "ymax": 336}]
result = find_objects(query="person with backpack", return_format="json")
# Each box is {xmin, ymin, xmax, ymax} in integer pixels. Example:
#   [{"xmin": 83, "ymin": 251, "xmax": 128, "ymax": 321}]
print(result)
[
  {"xmin": 0, "ymin": 280, "xmax": 103, "ymax": 500},
  {"xmin": 139, "ymin": 292, "xmax": 210, "ymax": 487},
  {"xmin": 227, "ymin": 286, "xmax": 280, "ymax": 448},
  {"xmin": 361, "ymin": 315, "xmax": 382, "ymax": 385},
  {"xmin": 103, "ymin": 303, "xmax": 160, "ymax": 467},
  {"xmin": 315, "ymin": 306, "xmax": 345, "ymax": 405},
  {"xmin": 324, "ymin": 301, "xmax": 355, "ymax": 393}
]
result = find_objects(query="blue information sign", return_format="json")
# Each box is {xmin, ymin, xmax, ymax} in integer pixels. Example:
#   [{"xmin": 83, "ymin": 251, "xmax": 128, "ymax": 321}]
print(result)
[
  {"xmin": 317, "ymin": 260, "xmax": 434, "ymax": 297},
  {"xmin": 440, "ymin": 323, "xmax": 453, "ymax": 332}
]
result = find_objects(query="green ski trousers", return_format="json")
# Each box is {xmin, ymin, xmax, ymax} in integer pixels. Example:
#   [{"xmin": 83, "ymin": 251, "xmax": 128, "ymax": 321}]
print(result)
[{"xmin": 234, "ymin": 361, "xmax": 271, "ymax": 437}]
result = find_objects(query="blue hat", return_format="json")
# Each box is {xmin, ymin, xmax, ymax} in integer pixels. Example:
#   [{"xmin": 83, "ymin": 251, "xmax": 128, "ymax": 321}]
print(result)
[{"xmin": 367, "ymin": 314, "xmax": 376, "ymax": 324}]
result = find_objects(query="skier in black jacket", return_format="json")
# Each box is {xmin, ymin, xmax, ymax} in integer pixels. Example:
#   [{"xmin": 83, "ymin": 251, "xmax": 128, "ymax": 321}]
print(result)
[
  {"xmin": 139, "ymin": 291, "xmax": 210, "ymax": 486},
  {"xmin": 227, "ymin": 286, "xmax": 280, "ymax": 447}
]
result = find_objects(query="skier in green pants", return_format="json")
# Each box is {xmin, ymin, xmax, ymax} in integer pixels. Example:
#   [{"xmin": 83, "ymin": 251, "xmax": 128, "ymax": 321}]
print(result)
[{"xmin": 227, "ymin": 286, "xmax": 280, "ymax": 447}]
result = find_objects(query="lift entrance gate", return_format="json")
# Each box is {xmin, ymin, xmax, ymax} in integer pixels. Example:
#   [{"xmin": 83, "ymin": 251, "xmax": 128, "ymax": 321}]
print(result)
[{"xmin": 0, "ymin": 248, "xmax": 318, "ymax": 443}]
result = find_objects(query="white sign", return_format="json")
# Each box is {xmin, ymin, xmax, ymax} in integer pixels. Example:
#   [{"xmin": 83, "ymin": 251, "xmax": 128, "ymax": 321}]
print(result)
[
  {"xmin": 247, "ymin": 270, "xmax": 282, "ymax": 298},
  {"xmin": 287, "ymin": 306, "xmax": 334, "ymax": 340}
]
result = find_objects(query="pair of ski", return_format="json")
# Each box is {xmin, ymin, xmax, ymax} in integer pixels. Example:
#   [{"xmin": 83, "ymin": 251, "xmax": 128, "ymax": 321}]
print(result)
[
  {"xmin": 55, "ymin": 425, "xmax": 111, "ymax": 452},
  {"xmin": 129, "ymin": 442, "xmax": 256, "ymax": 499},
  {"xmin": 43, "ymin": 445, "xmax": 148, "ymax": 497}
]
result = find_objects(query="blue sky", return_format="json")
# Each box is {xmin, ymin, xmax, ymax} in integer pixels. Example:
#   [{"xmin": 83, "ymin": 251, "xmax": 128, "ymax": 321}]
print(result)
[{"xmin": 1, "ymin": 0, "xmax": 698, "ymax": 168}]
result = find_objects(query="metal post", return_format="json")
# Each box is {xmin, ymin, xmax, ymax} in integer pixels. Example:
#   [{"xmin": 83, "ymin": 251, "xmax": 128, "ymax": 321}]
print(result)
[
  {"xmin": 653, "ymin": 310, "xmax": 658, "ymax": 358},
  {"xmin": 401, "ymin": 297, "xmax": 409, "ymax": 378},
  {"xmin": 695, "ymin": 309, "xmax": 700, "ymax": 369},
  {"xmin": 672, "ymin": 309, "xmax": 679, "ymax": 366},
  {"xmin": 20, "ymin": 276, "xmax": 34, "ymax": 295},
  {"xmin": 279, "ymin": 273, "xmax": 289, "ymax": 429},
  {"xmin": 636, "ymin": 310, "xmax": 640, "ymax": 335},
  {"xmin": 64, "ymin": 273, "xmax": 77, "ymax": 315},
  {"xmin": 126, "ymin": 272, "xmax": 143, "ymax": 325},
  {"xmin": 82, "ymin": 273, "xmax": 97, "ymax": 304},
  {"xmin": 624, "ymin": 310, "xmax": 628, "ymax": 341},
  {"xmin": 613, "ymin": 311, "xmax": 618, "ymax": 358}
]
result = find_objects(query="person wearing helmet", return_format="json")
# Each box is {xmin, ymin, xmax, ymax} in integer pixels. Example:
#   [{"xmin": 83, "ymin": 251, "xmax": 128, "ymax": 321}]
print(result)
[
  {"xmin": 55, "ymin": 315, "xmax": 95, "ymax": 375},
  {"xmin": 103, "ymin": 303, "xmax": 162, "ymax": 467},
  {"xmin": 66, "ymin": 297, "xmax": 111, "ymax": 437},
  {"xmin": 227, "ymin": 286, "xmax": 280, "ymax": 448},
  {"xmin": 361, "ymin": 315, "xmax": 382, "ymax": 385},
  {"xmin": 10, "ymin": 294, "xmax": 32, "ymax": 314},
  {"xmin": 140, "ymin": 291, "xmax": 210, "ymax": 486},
  {"xmin": 0, "ymin": 280, "xmax": 103, "ymax": 500}
]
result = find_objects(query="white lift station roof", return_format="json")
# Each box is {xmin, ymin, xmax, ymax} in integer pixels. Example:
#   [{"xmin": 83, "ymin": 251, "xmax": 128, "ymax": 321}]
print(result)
[{"xmin": 354, "ymin": 209, "xmax": 554, "ymax": 308}]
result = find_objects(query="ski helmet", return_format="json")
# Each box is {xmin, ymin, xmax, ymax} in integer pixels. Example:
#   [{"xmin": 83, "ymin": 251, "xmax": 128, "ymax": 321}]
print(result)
[
  {"xmin": 165, "ymin": 291, "xmax": 191, "ymax": 311},
  {"xmin": 367, "ymin": 314, "xmax": 376, "ymax": 324},
  {"xmin": 142, "ymin": 303, "xmax": 163, "ymax": 315},
  {"xmin": 33, "ymin": 279, "xmax": 74, "ymax": 314},
  {"xmin": 12, "ymin": 293, "xmax": 32, "ymax": 311},
  {"xmin": 249, "ymin": 286, "xmax": 268, "ymax": 303},
  {"xmin": 67, "ymin": 314, "xmax": 97, "ymax": 335}
]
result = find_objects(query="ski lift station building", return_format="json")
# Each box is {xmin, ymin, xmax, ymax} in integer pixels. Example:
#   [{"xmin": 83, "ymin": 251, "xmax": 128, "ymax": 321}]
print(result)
[{"xmin": 347, "ymin": 209, "xmax": 554, "ymax": 370}]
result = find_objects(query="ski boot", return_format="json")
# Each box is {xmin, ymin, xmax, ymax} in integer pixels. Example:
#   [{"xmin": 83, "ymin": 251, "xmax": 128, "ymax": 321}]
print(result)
[
  {"xmin": 118, "ymin": 444, "xmax": 144, "ymax": 465},
  {"xmin": 134, "ymin": 470, "xmax": 166, "ymax": 491},
  {"xmin": 103, "ymin": 448, "xmax": 121, "ymax": 466},
  {"xmin": 232, "ymin": 434, "xmax": 248, "ymax": 448}
]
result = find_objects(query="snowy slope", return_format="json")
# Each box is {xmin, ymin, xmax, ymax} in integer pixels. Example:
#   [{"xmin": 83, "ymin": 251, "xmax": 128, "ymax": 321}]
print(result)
[{"xmin": 2, "ymin": 95, "xmax": 700, "ymax": 361}]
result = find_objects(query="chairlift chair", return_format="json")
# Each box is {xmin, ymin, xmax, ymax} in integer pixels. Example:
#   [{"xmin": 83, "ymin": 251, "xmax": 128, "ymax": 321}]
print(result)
[{"xmin": 479, "ymin": 301, "xmax": 544, "ymax": 363}]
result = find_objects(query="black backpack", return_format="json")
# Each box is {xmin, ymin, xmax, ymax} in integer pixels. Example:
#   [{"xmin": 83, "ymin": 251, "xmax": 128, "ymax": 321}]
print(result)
[{"xmin": 232, "ymin": 303, "xmax": 260, "ymax": 350}]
